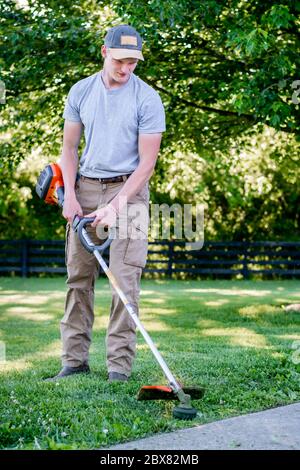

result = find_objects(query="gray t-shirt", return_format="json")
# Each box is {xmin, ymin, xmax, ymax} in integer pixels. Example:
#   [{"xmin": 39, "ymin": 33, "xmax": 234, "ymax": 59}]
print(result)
[{"xmin": 63, "ymin": 71, "xmax": 166, "ymax": 178}]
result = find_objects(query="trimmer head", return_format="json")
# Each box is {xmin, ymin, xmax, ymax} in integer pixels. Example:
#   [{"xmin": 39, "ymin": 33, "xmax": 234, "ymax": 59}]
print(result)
[
  {"xmin": 137, "ymin": 385, "xmax": 204, "ymax": 420},
  {"xmin": 137, "ymin": 385, "xmax": 205, "ymax": 401}
]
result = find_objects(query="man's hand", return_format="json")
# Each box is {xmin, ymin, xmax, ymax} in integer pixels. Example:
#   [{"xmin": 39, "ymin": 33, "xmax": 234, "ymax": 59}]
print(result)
[
  {"xmin": 63, "ymin": 195, "xmax": 83, "ymax": 223},
  {"xmin": 86, "ymin": 204, "xmax": 117, "ymax": 228}
]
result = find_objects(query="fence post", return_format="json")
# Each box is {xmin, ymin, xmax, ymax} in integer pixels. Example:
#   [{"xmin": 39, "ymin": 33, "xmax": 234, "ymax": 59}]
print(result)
[
  {"xmin": 167, "ymin": 241, "xmax": 174, "ymax": 278},
  {"xmin": 21, "ymin": 239, "xmax": 29, "ymax": 278},
  {"xmin": 242, "ymin": 241, "xmax": 249, "ymax": 279}
]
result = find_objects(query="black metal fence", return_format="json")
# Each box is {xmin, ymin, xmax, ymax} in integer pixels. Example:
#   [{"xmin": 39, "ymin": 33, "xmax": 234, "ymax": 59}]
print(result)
[{"xmin": 1, "ymin": 239, "xmax": 300, "ymax": 278}]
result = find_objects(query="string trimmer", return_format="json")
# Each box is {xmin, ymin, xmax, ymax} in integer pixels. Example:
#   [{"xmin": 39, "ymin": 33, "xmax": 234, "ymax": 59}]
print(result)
[{"xmin": 36, "ymin": 163, "xmax": 205, "ymax": 420}]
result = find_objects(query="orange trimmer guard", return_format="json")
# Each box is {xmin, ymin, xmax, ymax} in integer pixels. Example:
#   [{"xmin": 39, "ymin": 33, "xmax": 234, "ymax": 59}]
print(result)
[{"xmin": 137, "ymin": 385, "xmax": 205, "ymax": 401}]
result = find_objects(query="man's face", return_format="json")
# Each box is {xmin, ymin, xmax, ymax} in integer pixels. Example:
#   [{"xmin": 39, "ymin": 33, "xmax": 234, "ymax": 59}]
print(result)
[{"xmin": 102, "ymin": 46, "xmax": 138, "ymax": 84}]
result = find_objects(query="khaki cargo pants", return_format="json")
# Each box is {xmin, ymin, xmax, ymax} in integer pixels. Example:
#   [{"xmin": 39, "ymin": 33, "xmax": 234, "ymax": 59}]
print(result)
[{"xmin": 60, "ymin": 176, "xmax": 149, "ymax": 377}]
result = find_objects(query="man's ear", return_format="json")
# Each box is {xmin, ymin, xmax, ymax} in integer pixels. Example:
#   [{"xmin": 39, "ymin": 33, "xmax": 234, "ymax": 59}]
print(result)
[{"xmin": 101, "ymin": 45, "xmax": 107, "ymax": 59}]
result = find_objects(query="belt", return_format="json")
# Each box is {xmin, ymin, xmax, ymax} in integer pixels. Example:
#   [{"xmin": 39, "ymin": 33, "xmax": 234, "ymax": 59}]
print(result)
[{"xmin": 80, "ymin": 173, "xmax": 132, "ymax": 183}]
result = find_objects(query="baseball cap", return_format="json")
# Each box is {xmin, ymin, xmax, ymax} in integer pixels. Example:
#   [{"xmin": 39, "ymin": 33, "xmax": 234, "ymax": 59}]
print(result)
[{"xmin": 104, "ymin": 24, "xmax": 144, "ymax": 61}]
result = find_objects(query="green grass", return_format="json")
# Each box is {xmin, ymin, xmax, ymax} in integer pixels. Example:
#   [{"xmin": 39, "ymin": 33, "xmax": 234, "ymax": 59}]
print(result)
[{"xmin": 0, "ymin": 277, "xmax": 300, "ymax": 450}]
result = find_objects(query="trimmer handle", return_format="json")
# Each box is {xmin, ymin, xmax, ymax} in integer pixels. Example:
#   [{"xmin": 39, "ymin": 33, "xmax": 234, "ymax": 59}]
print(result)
[{"xmin": 72, "ymin": 216, "xmax": 113, "ymax": 254}]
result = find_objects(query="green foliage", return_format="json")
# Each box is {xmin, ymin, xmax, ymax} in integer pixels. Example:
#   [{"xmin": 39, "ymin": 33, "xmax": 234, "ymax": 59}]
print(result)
[
  {"xmin": 153, "ymin": 130, "xmax": 300, "ymax": 240},
  {"xmin": 0, "ymin": 1, "xmax": 299, "ymax": 240},
  {"xmin": 0, "ymin": 155, "xmax": 66, "ymax": 239}
]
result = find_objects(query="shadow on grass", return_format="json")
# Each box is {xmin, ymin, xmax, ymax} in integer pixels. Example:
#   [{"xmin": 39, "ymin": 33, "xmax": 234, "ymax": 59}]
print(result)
[{"xmin": 1, "ymin": 278, "xmax": 300, "ymax": 370}]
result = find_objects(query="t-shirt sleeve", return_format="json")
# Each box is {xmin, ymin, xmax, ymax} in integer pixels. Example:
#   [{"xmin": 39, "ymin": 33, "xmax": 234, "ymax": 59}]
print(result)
[
  {"xmin": 138, "ymin": 91, "xmax": 166, "ymax": 134},
  {"xmin": 63, "ymin": 85, "xmax": 82, "ymax": 122}
]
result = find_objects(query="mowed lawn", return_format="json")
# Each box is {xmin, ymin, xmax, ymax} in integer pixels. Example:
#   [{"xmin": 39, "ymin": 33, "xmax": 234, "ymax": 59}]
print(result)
[{"xmin": 0, "ymin": 277, "xmax": 300, "ymax": 449}]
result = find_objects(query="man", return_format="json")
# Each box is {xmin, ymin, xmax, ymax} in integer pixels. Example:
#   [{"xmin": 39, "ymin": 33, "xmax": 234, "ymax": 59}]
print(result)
[{"xmin": 46, "ymin": 24, "xmax": 165, "ymax": 382}]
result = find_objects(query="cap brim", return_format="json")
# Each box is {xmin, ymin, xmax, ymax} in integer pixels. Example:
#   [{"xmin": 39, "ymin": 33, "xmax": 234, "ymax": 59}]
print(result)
[{"xmin": 109, "ymin": 48, "xmax": 144, "ymax": 61}]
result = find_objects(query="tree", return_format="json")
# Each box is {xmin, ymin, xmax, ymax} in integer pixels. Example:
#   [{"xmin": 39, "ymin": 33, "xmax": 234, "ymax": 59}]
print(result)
[{"xmin": 0, "ymin": 0, "xmax": 299, "ymax": 240}]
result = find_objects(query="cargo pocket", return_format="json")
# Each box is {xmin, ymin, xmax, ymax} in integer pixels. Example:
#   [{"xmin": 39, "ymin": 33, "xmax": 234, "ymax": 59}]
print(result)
[{"xmin": 123, "ymin": 223, "xmax": 148, "ymax": 269}]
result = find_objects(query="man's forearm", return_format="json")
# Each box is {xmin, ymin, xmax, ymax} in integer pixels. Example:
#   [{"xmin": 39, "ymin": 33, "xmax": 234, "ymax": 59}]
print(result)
[
  {"xmin": 109, "ymin": 163, "xmax": 154, "ymax": 213},
  {"xmin": 59, "ymin": 147, "xmax": 79, "ymax": 198}
]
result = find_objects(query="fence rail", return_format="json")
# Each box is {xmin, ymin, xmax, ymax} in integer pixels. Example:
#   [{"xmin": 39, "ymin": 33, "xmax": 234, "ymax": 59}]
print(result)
[{"xmin": 0, "ymin": 239, "xmax": 300, "ymax": 278}]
